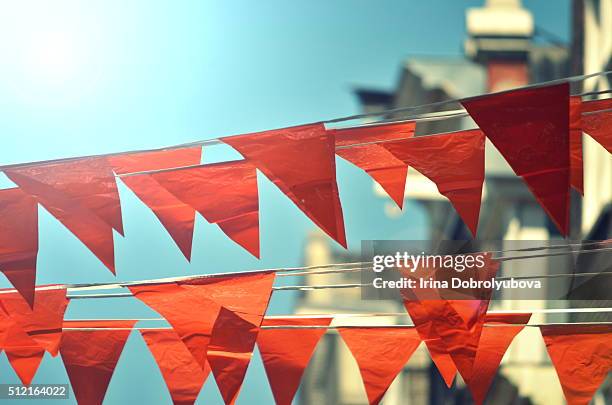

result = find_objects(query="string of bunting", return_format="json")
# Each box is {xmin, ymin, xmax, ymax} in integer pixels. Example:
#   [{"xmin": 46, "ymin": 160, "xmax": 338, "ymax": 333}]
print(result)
[
  {"xmin": 0, "ymin": 267, "xmax": 610, "ymax": 405},
  {"xmin": 1, "ymin": 73, "xmax": 611, "ymax": 306},
  {"xmin": 1, "ymin": 72, "xmax": 612, "ymax": 405},
  {"xmin": 1, "ymin": 73, "xmax": 612, "ymax": 306},
  {"xmin": 0, "ymin": 240, "xmax": 609, "ymax": 297}
]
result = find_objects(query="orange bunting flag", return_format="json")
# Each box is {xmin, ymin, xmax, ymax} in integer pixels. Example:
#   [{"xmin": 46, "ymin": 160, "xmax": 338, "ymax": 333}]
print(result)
[
  {"xmin": 384, "ymin": 129, "xmax": 485, "ymax": 236},
  {"xmin": 150, "ymin": 160, "xmax": 260, "ymax": 258},
  {"xmin": 129, "ymin": 282, "xmax": 219, "ymax": 371},
  {"xmin": 60, "ymin": 320, "xmax": 136, "ymax": 405},
  {"xmin": 129, "ymin": 271, "xmax": 275, "ymax": 401},
  {"xmin": 5, "ymin": 158, "xmax": 119, "ymax": 273},
  {"xmin": 222, "ymin": 124, "xmax": 347, "ymax": 248},
  {"xmin": 0, "ymin": 287, "xmax": 69, "ymax": 356},
  {"xmin": 462, "ymin": 84, "xmax": 571, "ymax": 235},
  {"xmin": 581, "ymin": 98, "xmax": 612, "ymax": 154},
  {"xmin": 540, "ymin": 324, "xmax": 612, "ymax": 405},
  {"xmin": 403, "ymin": 253, "xmax": 500, "ymax": 383},
  {"xmin": 140, "ymin": 329, "xmax": 211, "ymax": 405},
  {"xmin": 0, "ymin": 187, "xmax": 39, "ymax": 307},
  {"xmin": 333, "ymin": 121, "xmax": 416, "ymax": 208},
  {"xmin": 258, "ymin": 317, "xmax": 333, "ymax": 405},
  {"xmin": 339, "ymin": 327, "xmax": 422, "ymax": 405},
  {"xmin": 206, "ymin": 308, "xmax": 260, "ymax": 405},
  {"xmin": 6, "ymin": 157, "xmax": 123, "ymax": 233},
  {"xmin": 569, "ymin": 96, "xmax": 584, "ymax": 193},
  {"xmin": 109, "ymin": 147, "xmax": 202, "ymax": 261},
  {"xmin": 402, "ymin": 300, "xmax": 457, "ymax": 387},
  {"xmin": 196, "ymin": 273, "xmax": 276, "ymax": 405},
  {"xmin": 0, "ymin": 310, "xmax": 45, "ymax": 385},
  {"xmin": 466, "ymin": 312, "xmax": 532, "ymax": 405}
]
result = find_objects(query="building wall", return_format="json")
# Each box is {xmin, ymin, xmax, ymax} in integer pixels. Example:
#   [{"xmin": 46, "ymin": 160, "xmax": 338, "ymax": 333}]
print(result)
[{"xmin": 581, "ymin": 0, "xmax": 612, "ymax": 234}]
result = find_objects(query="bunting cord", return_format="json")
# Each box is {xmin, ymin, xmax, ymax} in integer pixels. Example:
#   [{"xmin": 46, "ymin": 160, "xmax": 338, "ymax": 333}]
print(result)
[
  {"xmin": 277, "ymin": 240, "xmax": 612, "ymax": 277},
  {"xmin": 59, "ymin": 245, "xmax": 612, "ymax": 296},
  {"xmin": 581, "ymin": 88, "xmax": 612, "ymax": 98},
  {"xmin": 1, "ymin": 242, "xmax": 609, "ymax": 297},
  {"xmin": 582, "ymin": 107, "xmax": 612, "ymax": 116},
  {"xmin": 109, "ymin": 100, "xmax": 612, "ymax": 177},
  {"xmin": 0, "ymin": 70, "xmax": 610, "ymax": 172},
  {"xmin": 63, "ymin": 307, "xmax": 612, "ymax": 322},
  {"xmin": 321, "ymin": 70, "xmax": 611, "ymax": 124},
  {"xmin": 61, "ymin": 321, "xmax": 612, "ymax": 331},
  {"xmin": 66, "ymin": 269, "xmax": 612, "ymax": 299}
]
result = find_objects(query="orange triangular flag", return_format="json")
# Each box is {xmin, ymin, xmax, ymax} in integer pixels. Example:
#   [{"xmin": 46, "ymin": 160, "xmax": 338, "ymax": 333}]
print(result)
[
  {"xmin": 200, "ymin": 272, "xmax": 276, "ymax": 405},
  {"xmin": 60, "ymin": 320, "xmax": 136, "ymax": 405},
  {"xmin": 384, "ymin": 129, "xmax": 485, "ymax": 236},
  {"xmin": 466, "ymin": 313, "xmax": 531, "ymax": 405},
  {"xmin": 150, "ymin": 160, "xmax": 260, "ymax": 258},
  {"xmin": 403, "ymin": 300, "xmax": 457, "ymax": 387},
  {"xmin": 223, "ymin": 124, "xmax": 347, "ymax": 248},
  {"xmin": 0, "ymin": 312, "xmax": 45, "ymax": 385},
  {"xmin": 0, "ymin": 287, "xmax": 69, "ymax": 356},
  {"xmin": 141, "ymin": 329, "xmax": 211, "ymax": 405},
  {"xmin": 462, "ymin": 84, "xmax": 571, "ymax": 235},
  {"xmin": 334, "ymin": 121, "xmax": 415, "ymax": 208},
  {"xmin": 109, "ymin": 147, "xmax": 201, "ymax": 260},
  {"xmin": 129, "ymin": 271, "xmax": 275, "ymax": 379},
  {"xmin": 5, "ymin": 348, "xmax": 45, "ymax": 386},
  {"xmin": 540, "ymin": 324, "xmax": 612, "ymax": 405},
  {"xmin": 5, "ymin": 160, "xmax": 117, "ymax": 273},
  {"xmin": 258, "ymin": 317, "xmax": 332, "ymax": 405},
  {"xmin": 0, "ymin": 187, "xmax": 39, "ymax": 307},
  {"xmin": 339, "ymin": 327, "xmax": 422, "ymax": 405},
  {"xmin": 5, "ymin": 157, "xmax": 123, "ymax": 233},
  {"xmin": 403, "ymin": 253, "xmax": 500, "ymax": 383},
  {"xmin": 129, "ymin": 282, "xmax": 220, "ymax": 371}
]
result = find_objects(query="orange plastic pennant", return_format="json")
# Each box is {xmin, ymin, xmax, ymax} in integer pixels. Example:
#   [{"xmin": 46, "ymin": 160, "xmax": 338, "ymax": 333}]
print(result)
[
  {"xmin": 403, "ymin": 300, "xmax": 457, "ymax": 387},
  {"xmin": 222, "ymin": 124, "xmax": 347, "ymax": 248},
  {"xmin": 5, "ymin": 159, "xmax": 117, "ymax": 273},
  {"xmin": 109, "ymin": 147, "xmax": 202, "ymax": 260},
  {"xmin": 129, "ymin": 271, "xmax": 275, "ymax": 381},
  {"xmin": 404, "ymin": 253, "xmax": 500, "ymax": 383},
  {"xmin": 466, "ymin": 312, "xmax": 531, "ymax": 405},
  {"xmin": 60, "ymin": 320, "xmax": 136, "ymax": 405},
  {"xmin": 540, "ymin": 324, "xmax": 612, "ymax": 405},
  {"xmin": 140, "ymin": 329, "xmax": 211, "ymax": 405},
  {"xmin": 129, "ymin": 282, "xmax": 219, "ymax": 371},
  {"xmin": 333, "ymin": 121, "xmax": 415, "ymax": 208},
  {"xmin": 150, "ymin": 160, "xmax": 260, "ymax": 258},
  {"xmin": 258, "ymin": 317, "xmax": 333, "ymax": 405},
  {"xmin": 384, "ymin": 129, "xmax": 485, "ymax": 236},
  {"xmin": 5, "ymin": 157, "xmax": 123, "ymax": 233},
  {"xmin": 0, "ymin": 188, "xmax": 39, "ymax": 306},
  {"xmin": 0, "ymin": 311, "xmax": 45, "ymax": 385},
  {"xmin": 462, "ymin": 84, "xmax": 571, "ymax": 235},
  {"xmin": 0, "ymin": 287, "xmax": 68, "ymax": 356},
  {"xmin": 339, "ymin": 327, "xmax": 422, "ymax": 405}
]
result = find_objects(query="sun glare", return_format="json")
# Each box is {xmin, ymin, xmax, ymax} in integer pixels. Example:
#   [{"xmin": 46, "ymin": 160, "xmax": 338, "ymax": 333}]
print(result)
[{"xmin": 21, "ymin": 32, "xmax": 79, "ymax": 86}]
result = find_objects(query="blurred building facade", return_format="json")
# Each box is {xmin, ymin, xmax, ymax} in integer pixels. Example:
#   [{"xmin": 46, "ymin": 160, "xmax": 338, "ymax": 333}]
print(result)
[{"xmin": 295, "ymin": 1, "xmax": 611, "ymax": 404}]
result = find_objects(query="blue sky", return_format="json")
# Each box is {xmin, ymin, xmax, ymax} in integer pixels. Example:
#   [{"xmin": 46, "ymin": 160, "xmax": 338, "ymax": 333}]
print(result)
[{"xmin": 0, "ymin": 1, "xmax": 569, "ymax": 404}]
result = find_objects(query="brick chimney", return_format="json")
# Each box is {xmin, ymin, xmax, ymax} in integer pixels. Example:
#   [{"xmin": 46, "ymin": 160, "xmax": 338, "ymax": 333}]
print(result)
[{"xmin": 464, "ymin": 0, "xmax": 534, "ymax": 91}]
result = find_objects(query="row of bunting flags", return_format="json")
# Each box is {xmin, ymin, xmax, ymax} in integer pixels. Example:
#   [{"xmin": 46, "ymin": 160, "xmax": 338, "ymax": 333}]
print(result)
[
  {"xmin": 0, "ymin": 262, "xmax": 611, "ymax": 405},
  {"xmin": 0, "ymin": 83, "xmax": 612, "ymax": 306}
]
